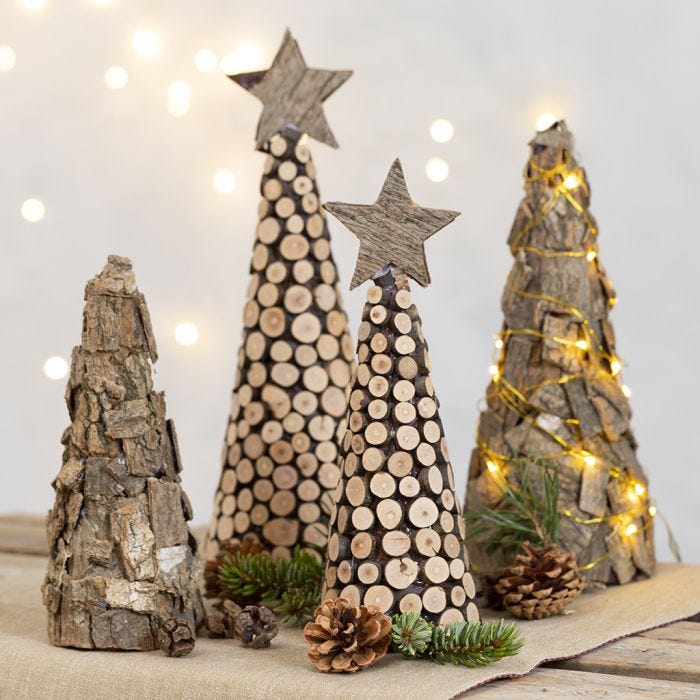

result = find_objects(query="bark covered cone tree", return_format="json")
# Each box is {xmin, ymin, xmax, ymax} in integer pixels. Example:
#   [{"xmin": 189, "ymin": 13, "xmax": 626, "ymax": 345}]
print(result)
[
  {"xmin": 321, "ymin": 159, "xmax": 480, "ymax": 624},
  {"xmin": 465, "ymin": 121, "xmax": 655, "ymax": 585},
  {"xmin": 206, "ymin": 30, "xmax": 355, "ymax": 562},
  {"xmin": 42, "ymin": 256, "xmax": 202, "ymax": 650}
]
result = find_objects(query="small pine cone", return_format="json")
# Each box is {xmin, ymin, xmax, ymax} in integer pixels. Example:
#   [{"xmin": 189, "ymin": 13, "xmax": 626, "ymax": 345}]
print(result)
[
  {"xmin": 206, "ymin": 600, "xmax": 242, "ymax": 638},
  {"xmin": 204, "ymin": 535, "xmax": 267, "ymax": 600},
  {"xmin": 495, "ymin": 542, "xmax": 585, "ymax": 620},
  {"xmin": 158, "ymin": 617, "xmax": 196, "ymax": 657},
  {"xmin": 233, "ymin": 605, "xmax": 279, "ymax": 649},
  {"xmin": 304, "ymin": 597, "xmax": 392, "ymax": 673}
]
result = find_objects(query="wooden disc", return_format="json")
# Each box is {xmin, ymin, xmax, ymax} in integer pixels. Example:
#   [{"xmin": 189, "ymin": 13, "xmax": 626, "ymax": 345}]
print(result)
[
  {"xmin": 220, "ymin": 493, "xmax": 237, "ymax": 516},
  {"xmin": 371, "ymin": 353, "xmax": 392, "ymax": 375},
  {"xmin": 303, "ymin": 365, "xmax": 329, "ymax": 393},
  {"xmin": 450, "ymin": 558, "xmax": 465, "ymax": 580},
  {"xmin": 387, "ymin": 451, "xmax": 413, "ymax": 478},
  {"xmin": 370, "ymin": 472, "xmax": 396, "ymax": 498},
  {"xmin": 317, "ymin": 334, "xmax": 340, "ymax": 361},
  {"xmin": 269, "ymin": 340, "xmax": 292, "ymax": 362},
  {"xmin": 382, "ymin": 530, "xmax": 410, "ymax": 557},
  {"xmin": 318, "ymin": 462, "xmax": 340, "ymax": 489},
  {"xmin": 220, "ymin": 469, "xmax": 237, "ymax": 494},
  {"xmin": 294, "ymin": 345, "xmax": 317, "ymax": 368},
  {"xmin": 301, "ymin": 191, "xmax": 319, "ymax": 213},
  {"xmin": 257, "ymin": 217, "xmax": 281, "ymax": 244},
  {"xmin": 294, "ymin": 142, "xmax": 310, "ymax": 162},
  {"xmin": 244, "ymin": 401, "xmax": 265, "ymax": 425},
  {"xmin": 247, "ymin": 362, "xmax": 267, "ymax": 387},
  {"xmin": 463, "ymin": 573, "xmax": 476, "ymax": 599},
  {"xmin": 440, "ymin": 511, "xmax": 455, "ymax": 534},
  {"xmin": 250, "ymin": 504, "xmax": 269, "ymax": 526},
  {"xmin": 320, "ymin": 386, "xmax": 346, "ymax": 417},
  {"xmin": 259, "ymin": 307, "xmax": 286, "ymax": 338},
  {"xmin": 441, "ymin": 489, "xmax": 455, "ymax": 510},
  {"xmin": 306, "ymin": 212, "xmax": 324, "ymax": 238},
  {"xmin": 283, "ymin": 285, "xmax": 312, "ymax": 313},
  {"xmin": 396, "ymin": 425, "xmax": 420, "ymax": 451},
  {"xmin": 376, "ymin": 499, "xmax": 402, "ymax": 529},
  {"xmin": 286, "ymin": 213, "xmax": 305, "ymax": 234},
  {"xmin": 275, "ymin": 197, "xmax": 295, "ymax": 218},
  {"xmin": 291, "ymin": 313, "xmax": 322, "ymax": 344},
  {"xmin": 263, "ymin": 154, "xmax": 275, "ymax": 174},
  {"xmin": 368, "ymin": 376, "xmax": 389, "ymax": 398},
  {"xmin": 256, "ymin": 456, "xmax": 274, "ymax": 477},
  {"xmin": 361, "ymin": 447, "xmax": 384, "ymax": 472},
  {"xmin": 466, "ymin": 602, "xmax": 479, "ymax": 622},
  {"xmin": 243, "ymin": 299, "xmax": 260, "ymax": 328},
  {"xmin": 399, "ymin": 593, "xmax": 422, "ymax": 614},
  {"xmin": 370, "ymin": 333, "xmax": 388, "ymax": 353},
  {"xmin": 393, "ymin": 380, "xmax": 415, "ymax": 402},
  {"xmin": 242, "ymin": 435, "xmax": 264, "ymax": 461},
  {"xmin": 292, "ymin": 174, "xmax": 313, "ymax": 195},
  {"xmin": 327, "ymin": 310, "xmax": 347, "ymax": 336},
  {"xmin": 234, "ymin": 511, "xmax": 251, "ymax": 534},
  {"xmin": 313, "ymin": 239, "xmax": 330, "ymax": 261},
  {"xmin": 358, "ymin": 562, "xmax": 380, "ymax": 585},
  {"xmin": 395, "ymin": 289, "xmax": 412, "ymax": 309},
  {"xmin": 423, "ymin": 420, "xmax": 441, "ymax": 443},
  {"xmin": 363, "ymin": 585, "xmax": 393, "ymax": 613},
  {"xmin": 269, "ymin": 134, "xmax": 287, "ymax": 156},
  {"xmin": 337, "ymin": 559, "xmax": 353, "ymax": 584},
  {"xmin": 356, "ymin": 364, "xmax": 370, "ymax": 387},
  {"xmin": 217, "ymin": 517, "xmax": 234, "ymax": 541},
  {"xmin": 269, "ymin": 490, "xmax": 296, "ymax": 516},
  {"xmin": 398, "ymin": 356, "xmax": 419, "ymax": 380},
  {"xmin": 385, "ymin": 557, "xmax": 419, "ymax": 590},
  {"xmin": 424, "ymin": 556, "xmax": 450, "ymax": 583},
  {"xmin": 293, "ymin": 259, "xmax": 314, "ymax": 284},
  {"xmin": 270, "ymin": 362, "xmax": 299, "ymax": 387},
  {"xmin": 313, "ymin": 284, "xmax": 336, "ymax": 311},
  {"xmin": 261, "ymin": 420, "xmax": 284, "ymax": 444},
  {"xmin": 309, "ymin": 414, "xmax": 335, "ymax": 440},
  {"xmin": 395, "ymin": 335, "xmax": 416, "ymax": 355},
  {"xmin": 351, "ymin": 506, "xmax": 375, "ymax": 531},
  {"xmin": 299, "ymin": 502, "xmax": 321, "ymax": 524},
  {"xmin": 394, "ymin": 312, "xmax": 412, "ymax": 334},
  {"xmin": 297, "ymin": 452, "xmax": 318, "ymax": 477},
  {"xmin": 304, "ymin": 524, "xmax": 327, "ymax": 548},
  {"xmin": 345, "ymin": 476, "xmax": 367, "ymax": 507},
  {"xmin": 278, "ymin": 160, "xmax": 297, "ymax": 181},
  {"xmin": 369, "ymin": 305, "xmax": 387, "ymax": 325},
  {"xmin": 262, "ymin": 178, "xmax": 282, "ymax": 201},
  {"xmin": 280, "ymin": 234, "xmax": 310, "ymax": 261},
  {"xmin": 253, "ymin": 479, "xmax": 274, "ymax": 502},
  {"xmin": 399, "ymin": 476, "xmax": 420, "ymax": 497},
  {"xmin": 365, "ymin": 422, "xmax": 388, "ymax": 446},
  {"xmin": 350, "ymin": 532, "xmax": 373, "ymax": 559},
  {"xmin": 272, "ymin": 464, "xmax": 297, "ymax": 489},
  {"xmin": 416, "ymin": 443, "xmax": 436, "ymax": 467},
  {"xmin": 394, "ymin": 402, "xmax": 417, "ymax": 424},
  {"xmin": 415, "ymin": 528, "xmax": 441, "ymax": 556},
  {"xmin": 266, "ymin": 261, "xmax": 287, "ymax": 284},
  {"xmin": 422, "ymin": 586, "xmax": 447, "ymax": 614},
  {"xmin": 409, "ymin": 497, "xmax": 439, "ymax": 528},
  {"xmin": 440, "ymin": 608, "xmax": 464, "ymax": 625},
  {"xmin": 298, "ymin": 479, "xmax": 321, "ymax": 502}
]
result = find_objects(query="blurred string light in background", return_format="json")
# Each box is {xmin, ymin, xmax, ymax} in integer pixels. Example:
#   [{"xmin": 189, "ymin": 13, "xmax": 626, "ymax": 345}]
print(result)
[
  {"xmin": 43, "ymin": 357, "xmax": 68, "ymax": 380},
  {"xmin": 21, "ymin": 198, "xmax": 45, "ymax": 223},
  {"xmin": 0, "ymin": 46, "xmax": 17, "ymax": 72},
  {"xmin": 535, "ymin": 112, "xmax": 559, "ymax": 131},
  {"xmin": 219, "ymin": 43, "xmax": 262, "ymax": 74},
  {"xmin": 194, "ymin": 48, "xmax": 218, "ymax": 73},
  {"xmin": 21, "ymin": 0, "xmax": 46, "ymax": 11},
  {"xmin": 175, "ymin": 322, "xmax": 199, "ymax": 347},
  {"xmin": 430, "ymin": 118, "xmax": 454, "ymax": 143},
  {"xmin": 425, "ymin": 157, "xmax": 450, "ymax": 183},
  {"xmin": 167, "ymin": 80, "xmax": 192, "ymax": 117},
  {"xmin": 104, "ymin": 66, "xmax": 128, "ymax": 90},
  {"xmin": 131, "ymin": 28, "xmax": 160, "ymax": 58},
  {"xmin": 213, "ymin": 169, "xmax": 237, "ymax": 194}
]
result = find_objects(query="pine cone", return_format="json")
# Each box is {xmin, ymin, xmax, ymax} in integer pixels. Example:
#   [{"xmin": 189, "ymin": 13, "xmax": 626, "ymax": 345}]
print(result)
[
  {"xmin": 204, "ymin": 535, "xmax": 267, "ymax": 600},
  {"xmin": 495, "ymin": 542, "xmax": 585, "ymax": 620},
  {"xmin": 158, "ymin": 617, "xmax": 196, "ymax": 657},
  {"xmin": 304, "ymin": 598, "xmax": 392, "ymax": 673},
  {"xmin": 206, "ymin": 600, "xmax": 242, "ymax": 638},
  {"xmin": 234, "ymin": 605, "xmax": 279, "ymax": 648}
]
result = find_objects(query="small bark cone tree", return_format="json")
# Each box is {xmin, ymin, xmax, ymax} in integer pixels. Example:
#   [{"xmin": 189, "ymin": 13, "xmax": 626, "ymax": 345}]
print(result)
[
  {"xmin": 465, "ymin": 121, "xmax": 655, "ymax": 585},
  {"xmin": 206, "ymin": 31, "xmax": 355, "ymax": 561},
  {"xmin": 321, "ymin": 160, "xmax": 479, "ymax": 624},
  {"xmin": 42, "ymin": 256, "xmax": 202, "ymax": 650}
]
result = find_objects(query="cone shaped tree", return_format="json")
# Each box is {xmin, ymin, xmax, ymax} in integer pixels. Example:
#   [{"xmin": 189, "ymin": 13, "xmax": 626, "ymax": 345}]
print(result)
[
  {"xmin": 206, "ymin": 30, "xmax": 355, "ymax": 562},
  {"xmin": 321, "ymin": 160, "xmax": 479, "ymax": 624},
  {"xmin": 42, "ymin": 256, "xmax": 201, "ymax": 650},
  {"xmin": 465, "ymin": 121, "xmax": 655, "ymax": 585}
]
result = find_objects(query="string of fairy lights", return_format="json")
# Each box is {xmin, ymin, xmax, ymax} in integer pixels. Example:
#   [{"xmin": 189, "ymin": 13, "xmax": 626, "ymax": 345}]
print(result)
[
  {"xmin": 2, "ymin": 0, "xmax": 456, "ymax": 380},
  {"xmin": 477, "ymin": 139, "xmax": 656, "ymax": 567}
]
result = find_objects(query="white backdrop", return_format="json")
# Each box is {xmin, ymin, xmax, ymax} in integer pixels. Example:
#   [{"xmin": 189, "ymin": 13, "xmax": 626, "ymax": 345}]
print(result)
[{"xmin": 2, "ymin": 0, "xmax": 698, "ymax": 563}]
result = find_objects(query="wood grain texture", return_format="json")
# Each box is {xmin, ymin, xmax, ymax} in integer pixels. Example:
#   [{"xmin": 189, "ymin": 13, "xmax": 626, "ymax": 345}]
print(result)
[
  {"xmin": 324, "ymin": 159, "xmax": 460, "ymax": 289},
  {"xmin": 42, "ymin": 256, "xmax": 202, "ymax": 651},
  {"xmin": 322, "ymin": 269, "xmax": 477, "ymax": 623},
  {"xmin": 206, "ymin": 128, "xmax": 355, "ymax": 562},
  {"xmin": 230, "ymin": 29, "xmax": 351, "ymax": 150},
  {"xmin": 464, "ymin": 121, "xmax": 655, "ymax": 584}
]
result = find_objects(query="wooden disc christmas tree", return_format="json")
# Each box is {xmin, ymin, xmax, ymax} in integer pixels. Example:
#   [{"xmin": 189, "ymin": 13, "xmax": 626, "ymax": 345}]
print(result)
[
  {"xmin": 321, "ymin": 159, "xmax": 479, "ymax": 624},
  {"xmin": 206, "ymin": 30, "xmax": 355, "ymax": 562},
  {"xmin": 464, "ymin": 121, "xmax": 656, "ymax": 585},
  {"xmin": 42, "ymin": 256, "xmax": 202, "ymax": 650}
]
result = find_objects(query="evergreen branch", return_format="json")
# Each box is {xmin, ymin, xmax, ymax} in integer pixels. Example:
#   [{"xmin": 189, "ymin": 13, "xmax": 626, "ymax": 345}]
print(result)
[{"xmin": 391, "ymin": 613, "xmax": 523, "ymax": 667}]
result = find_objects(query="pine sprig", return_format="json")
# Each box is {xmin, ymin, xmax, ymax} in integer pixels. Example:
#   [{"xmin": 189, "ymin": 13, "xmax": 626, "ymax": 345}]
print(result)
[
  {"xmin": 464, "ymin": 459, "xmax": 560, "ymax": 554},
  {"xmin": 218, "ymin": 548, "xmax": 323, "ymax": 626},
  {"xmin": 391, "ymin": 613, "xmax": 523, "ymax": 666}
]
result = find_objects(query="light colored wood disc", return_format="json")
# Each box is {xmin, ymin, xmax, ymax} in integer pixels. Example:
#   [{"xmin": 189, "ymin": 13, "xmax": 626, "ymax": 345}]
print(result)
[
  {"xmin": 363, "ymin": 585, "xmax": 393, "ymax": 613},
  {"xmin": 301, "ymin": 191, "xmax": 319, "ymax": 213},
  {"xmin": 394, "ymin": 312, "xmax": 412, "ymax": 334},
  {"xmin": 422, "ymin": 586, "xmax": 447, "ymax": 614},
  {"xmin": 292, "ymin": 174, "xmax": 313, "ymax": 195},
  {"xmin": 365, "ymin": 421, "xmax": 388, "ymax": 446},
  {"xmin": 266, "ymin": 261, "xmax": 287, "ymax": 284},
  {"xmin": 376, "ymin": 498, "xmax": 402, "ymax": 529},
  {"xmin": 257, "ymin": 198, "xmax": 269, "ymax": 219},
  {"xmin": 325, "ymin": 565, "xmax": 337, "ymax": 589},
  {"xmin": 395, "ymin": 289, "xmax": 412, "ymax": 309},
  {"xmin": 321, "ymin": 385, "xmax": 346, "ymax": 417},
  {"xmin": 250, "ymin": 504, "xmax": 269, "ymax": 526},
  {"xmin": 245, "ymin": 331, "xmax": 266, "ymax": 361},
  {"xmin": 394, "ymin": 402, "xmax": 417, "ymax": 424},
  {"xmin": 286, "ymin": 213, "xmax": 305, "ymax": 234},
  {"xmin": 313, "ymin": 239, "xmax": 330, "ymax": 261},
  {"xmin": 370, "ymin": 472, "xmax": 396, "ymax": 498},
  {"xmin": 336, "ymin": 506, "xmax": 350, "ymax": 534},
  {"xmin": 368, "ymin": 399, "xmax": 388, "ymax": 419},
  {"xmin": 440, "ymin": 608, "xmax": 464, "ymax": 625},
  {"xmin": 263, "ymin": 154, "xmax": 275, "ymax": 174},
  {"xmin": 316, "ymin": 440, "xmax": 337, "ymax": 463},
  {"xmin": 370, "ymin": 333, "xmax": 388, "ymax": 353},
  {"xmin": 297, "ymin": 452, "xmax": 318, "ymax": 477},
  {"xmin": 293, "ymin": 259, "xmax": 314, "ymax": 284},
  {"xmin": 358, "ymin": 562, "xmax": 380, "ymax": 585},
  {"xmin": 351, "ymin": 506, "xmax": 375, "ymax": 531},
  {"xmin": 234, "ymin": 511, "xmax": 251, "ymax": 534},
  {"xmin": 242, "ymin": 435, "xmax": 264, "ymax": 461},
  {"xmin": 309, "ymin": 414, "xmax": 335, "ymax": 440},
  {"xmin": 326, "ymin": 310, "xmax": 347, "ymax": 337},
  {"xmin": 399, "ymin": 593, "xmax": 422, "ymax": 614},
  {"xmin": 441, "ymin": 489, "xmax": 455, "ymax": 510},
  {"xmin": 221, "ymin": 493, "xmax": 237, "ymax": 516},
  {"xmin": 396, "ymin": 425, "xmax": 420, "ymax": 451},
  {"xmin": 243, "ymin": 299, "xmax": 260, "ymax": 328},
  {"xmin": 259, "ymin": 307, "xmax": 286, "ymax": 338},
  {"xmin": 395, "ymin": 335, "xmax": 416, "ymax": 355},
  {"xmin": 443, "ymin": 533, "xmax": 461, "ymax": 559},
  {"xmin": 262, "ymin": 518, "xmax": 299, "ymax": 547},
  {"xmin": 269, "ymin": 340, "xmax": 292, "ymax": 362},
  {"xmin": 393, "ymin": 379, "xmax": 415, "ymax": 402},
  {"xmin": 361, "ymin": 447, "xmax": 384, "ymax": 472},
  {"xmin": 225, "ymin": 422, "xmax": 238, "ymax": 447},
  {"xmin": 466, "ymin": 602, "xmax": 480, "ymax": 622},
  {"xmin": 385, "ymin": 557, "xmax": 419, "ymax": 590},
  {"xmin": 217, "ymin": 517, "xmax": 234, "ymax": 541},
  {"xmin": 274, "ymin": 197, "xmax": 295, "ymax": 218},
  {"xmin": 306, "ymin": 212, "xmax": 324, "ymax": 238},
  {"xmin": 423, "ymin": 420, "xmax": 441, "ymax": 443},
  {"xmin": 221, "ymin": 469, "xmax": 237, "ymax": 494},
  {"xmin": 449, "ymin": 558, "xmax": 465, "ymax": 580},
  {"xmin": 295, "ymin": 344, "xmax": 317, "ymax": 367},
  {"xmin": 424, "ymin": 556, "xmax": 450, "ymax": 583},
  {"xmin": 269, "ymin": 134, "xmax": 287, "ymax": 156},
  {"xmin": 368, "ymin": 375, "xmax": 389, "ymax": 398},
  {"xmin": 298, "ymin": 479, "xmax": 321, "ymax": 502},
  {"xmin": 329, "ymin": 359, "xmax": 351, "ymax": 388},
  {"xmin": 244, "ymin": 401, "xmax": 265, "ymax": 425},
  {"xmin": 337, "ymin": 559, "xmax": 353, "ymax": 584},
  {"xmin": 303, "ymin": 365, "xmax": 329, "ymax": 393},
  {"xmin": 341, "ymin": 334, "xmax": 354, "ymax": 362},
  {"xmin": 387, "ymin": 451, "xmax": 413, "ymax": 478},
  {"xmin": 299, "ymin": 502, "xmax": 321, "ymax": 524},
  {"xmin": 369, "ymin": 305, "xmax": 387, "ymax": 325},
  {"xmin": 293, "ymin": 390, "xmax": 318, "ymax": 416},
  {"xmin": 269, "ymin": 490, "xmax": 295, "ymax": 516},
  {"xmin": 366, "ymin": 286, "xmax": 383, "ymax": 304},
  {"xmin": 313, "ymin": 284, "xmax": 336, "ymax": 311},
  {"xmin": 421, "ymin": 465, "xmax": 442, "ymax": 494},
  {"xmin": 257, "ymin": 217, "xmax": 281, "ymax": 244},
  {"xmin": 317, "ymin": 334, "xmax": 340, "ymax": 361},
  {"xmin": 255, "ymin": 456, "xmax": 274, "ymax": 477},
  {"xmin": 271, "ymin": 362, "xmax": 299, "ymax": 387},
  {"xmin": 283, "ymin": 285, "xmax": 312, "ymax": 313},
  {"xmin": 350, "ymin": 434, "xmax": 365, "ymax": 454},
  {"xmin": 280, "ymin": 234, "xmax": 310, "ymax": 261},
  {"xmin": 278, "ymin": 160, "xmax": 297, "ymax": 181},
  {"xmin": 247, "ymin": 362, "xmax": 267, "ymax": 388},
  {"xmin": 462, "ymin": 573, "xmax": 476, "ymax": 598},
  {"xmin": 253, "ymin": 479, "xmax": 274, "ymax": 502},
  {"xmin": 440, "ymin": 511, "xmax": 455, "ymax": 534},
  {"xmin": 399, "ymin": 476, "xmax": 420, "ymax": 498},
  {"xmin": 349, "ymin": 410, "xmax": 364, "ymax": 433},
  {"xmin": 318, "ymin": 462, "xmax": 340, "ymax": 489},
  {"xmin": 397, "ymin": 356, "xmax": 419, "ymax": 380},
  {"xmin": 262, "ymin": 178, "xmax": 282, "ymax": 201},
  {"xmin": 350, "ymin": 532, "xmax": 373, "ymax": 559},
  {"xmin": 272, "ymin": 464, "xmax": 297, "ymax": 488},
  {"xmin": 415, "ymin": 528, "xmax": 441, "ymax": 556},
  {"xmin": 294, "ymin": 142, "xmax": 310, "ymax": 163},
  {"xmin": 356, "ymin": 363, "xmax": 370, "ymax": 387},
  {"xmin": 306, "ymin": 160, "xmax": 317, "ymax": 179},
  {"xmin": 371, "ymin": 353, "xmax": 392, "ymax": 375},
  {"xmin": 261, "ymin": 420, "xmax": 284, "ymax": 444},
  {"xmin": 345, "ymin": 476, "xmax": 367, "ymax": 506},
  {"xmin": 409, "ymin": 497, "xmax": 439, "ymax": 527},
  {"xmin": 262, "ymin": 385, "xmax": 291, "ymax": 419},
  {"xmin": 382, "ymin": 530, "xmax": 410, "ymax": 557},
  {"xmin": 416, "ymin": 442, "xmax": 436, "ymax": 467},
  {"xmin": 304, "ymin": 523, "xmax": 327, "ymax": 548}
]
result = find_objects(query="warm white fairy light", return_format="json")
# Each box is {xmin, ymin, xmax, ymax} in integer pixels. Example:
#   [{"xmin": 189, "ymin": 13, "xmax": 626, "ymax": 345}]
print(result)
[
  {"xmin": 213, "ymin": 169, "xmax": 237, "ymax": 194},
  {"xmin": 92, "ymin": 0, "xmax": 112, "ymax": 5},
  {"xmin": 22, "ymin": 0, "xmax": 46, "ymax": 11},
  {"xmin": 494, "ymin": 338, "xmax": 504, "ymax": 350},
  {"xmin": 430, "ymin": 118, "xmax": 454, "ymax": 143},
  {"xmin": 586, "ymin": 249, "xmax": 597, "ymax": 262},
  {"xmin": 574, "ymin": 339, "xmax": 589, "ymax": 350},
  {"xmin": 43, "ymin": 356, "xmax": 68, "ymax": 380},
  {"xmin": 104, "ymin": 66, "xmax": 128, "ymax": 90},
  {"xmin": 486, "ymin": 460, "xmax": 499, "ymax": 474},
  {"xmin": 648, "ymin": 505, "xmax": 657, "ymax": 517},
  {"xmin": 167, "ymin": 80, "xmax": 191, "ymax": 117},
  {"xmin": 488, "ymin": 364, "xmax": 499, "ymax": 377},
  {"xmin": 621, "ymin": 384, "xmax": 632, "ymax": 398},
  {"xmin": 633, "ymin": 482, "xmax": 646, "ymax": 498},
  {"xmin": 131, "ymin": 29, "xmax": 159, "ymax": 58},
  {"xmin": 563, "ymin": 173, "xmax": 581, "ymax": 190},
  {"xmin": 581, "ymin": 452, "xmax": 597, "ymax": 468},
  {"xmin": 21, "ymin": 198, "xmax": 45, "ymax": 222},
  {"xmin": 219, "ymin": 43, "xmax": 262, "ymax": 74},
  {"xmin": 535, "ymin": 112, "xmax": 558, "ymax": 131},
  {"xmin": 174, "ymin": 322, "xmax": 199, "ymax": 346},
  {"xmin": 624, "ymin": 523, "xmax": 638, "ymax": 537},
  {"xmin": 425, "ymin": 157, "xmax": 449, "ymax": 183},
  {"xmin": 0, "ymin": 46, "xmax": 16, "ymax": 72},
  {"xmin": 610, "ymin": 358, "xmax": 622, "ymax": 376},
  {"xmin": 194, "ymin": 48, "xmax": 217, "ymax": 73}
]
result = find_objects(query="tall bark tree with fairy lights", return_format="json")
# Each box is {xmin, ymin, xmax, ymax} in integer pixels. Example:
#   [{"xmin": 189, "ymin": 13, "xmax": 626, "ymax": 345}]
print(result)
[
  {"xmin": 206, "ymin": 30, "xmax": 355, "ymax": 562},
  {"xmin": 321, "ymin": 159, "xmax": 480, "ymax": 624},
  {"xmin": 464, "ymin": 121, "xmax": 655, "ymax": 585}
]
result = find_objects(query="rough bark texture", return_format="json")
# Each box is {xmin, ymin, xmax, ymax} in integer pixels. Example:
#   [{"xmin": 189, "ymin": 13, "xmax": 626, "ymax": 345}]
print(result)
[
  {"xmin": 322, "ymin": 269, "xmax": 478, "ymax": 624},
  {"xmin": 42, "ymin": 256, "xmax": 202, "ymax": 650},
  {"xmin": 464, "ymin": 121, "xmax": 655, "ymax": 585},
  {"xmin": 206, "ymin": 127, "xmax": 355, "ymax": 562}
]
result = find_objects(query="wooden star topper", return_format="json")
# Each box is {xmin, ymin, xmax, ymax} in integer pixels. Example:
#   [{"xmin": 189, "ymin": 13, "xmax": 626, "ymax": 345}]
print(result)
[
  {"xmin": 229, "ymin": 29, "xmax": 351, "ymax": 150},
  {"xmin": 324, "ymin": 159, "xmax": 460, "ymax": 289}
]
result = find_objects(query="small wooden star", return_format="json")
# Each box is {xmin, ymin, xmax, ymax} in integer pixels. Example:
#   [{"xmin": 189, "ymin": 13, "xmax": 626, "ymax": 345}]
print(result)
[
  {"xmin": 229, "ymin": 29, "xmax": 351, "ymax": 150},
  {"xmin": 324, "ymin": 159, "xmax": 460, "ymax": 289}
]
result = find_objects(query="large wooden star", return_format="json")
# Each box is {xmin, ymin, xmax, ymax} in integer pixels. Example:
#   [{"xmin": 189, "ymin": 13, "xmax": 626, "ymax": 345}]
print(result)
[
  {"xmin": 324, "ymin": 159, "xmax": 460, "ymax": 289},
  {"xmin": 229, "ymin": 30, "xmax": 351, "ymax": 150}
]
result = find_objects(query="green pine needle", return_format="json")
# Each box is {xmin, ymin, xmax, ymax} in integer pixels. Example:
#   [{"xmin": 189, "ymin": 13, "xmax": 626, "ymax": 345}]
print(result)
[
  {"xmin": 217, "ymin": 548, "xmax": 323, "ymax": 626},
  {"xmin": 391, "ymin": 613, "xmax": 524, "ymax": 666}
]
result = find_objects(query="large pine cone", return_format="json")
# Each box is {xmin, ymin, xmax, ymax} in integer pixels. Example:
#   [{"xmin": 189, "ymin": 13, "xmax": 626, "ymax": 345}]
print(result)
[
  {"xmin": 304, "ymin": 598, "xmax": 392, "ymax": 673},
  {"xmin": 204, "ymin": 535, "xmax": 267, "ymax": 600},
  {"xmin": 495, "ymin": 542, "xmax": 585, "ymax": 620}
]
